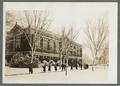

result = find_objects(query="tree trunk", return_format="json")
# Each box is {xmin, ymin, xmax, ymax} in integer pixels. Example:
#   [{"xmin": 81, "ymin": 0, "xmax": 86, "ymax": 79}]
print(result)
[
  {"xmin": 59, "ymin": 53, "xmax": 62, "ymax": 69},
  {"xmin": 29, "ymin": 50, "xmax": 34, "ymax": 74},
  {"xmin": 65, "ymin": 58, "xmax": 68, "ymax": 76},
  {"xmin": 31, "ymin": 50, "xmax": 34, "ymax": 63},
  {"xmin": 104, "ymin": 58, "xmax": 106, "ymax": 69},
  {"xmin": 92, "ymin": 52, "xmax": 97, "ymax": 71},
  {"xmin": 92, "ymin": 58, "xmax": 95, "ymax": 71}
]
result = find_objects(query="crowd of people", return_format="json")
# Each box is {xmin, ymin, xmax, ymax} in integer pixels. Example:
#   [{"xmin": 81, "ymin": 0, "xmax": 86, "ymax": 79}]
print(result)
[{"xmin": 28, "ymin": 59, "xmax": 87, "ymax": 74}]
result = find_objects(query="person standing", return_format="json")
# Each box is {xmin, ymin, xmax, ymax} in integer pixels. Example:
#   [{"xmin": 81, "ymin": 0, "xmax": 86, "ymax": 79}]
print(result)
[
  {"xmin": 70, "ymin": 60, "xmax": 73, "ymax": 70},
  {"xmin": 75, "ymin": 63, "xmax": 78, "ymax": 70},
  {"xmin": 54, "ymin": 62, "xmax": 57, "ymax": 72},
  {"xmin": 61, "ymin": 63, "xmax": 65, "ymax": 71},
  {"xmin": 28, "ymin": 63, "xmax": 33, "ymax": 74},
  {"xmin": 70, "ymin": 64, "xmax": 73, "ymax": 70},
  {"xmin": 48, "ymin": 63, "xmax": 51, "ymax": 72},
  {"xmin": 42, "ymin": 60, "xmax": 48, "ymax": 72},
  {"xmin": 42, "ymin": 62, "xmax": 46, "ymax": 72},
  {"xmin": 80, "ymin": 64, "xmax": 82, "ymax": 70},
  {"xmin": 43, "ymin": 64, "xmax": 46, "ymax": 72}
]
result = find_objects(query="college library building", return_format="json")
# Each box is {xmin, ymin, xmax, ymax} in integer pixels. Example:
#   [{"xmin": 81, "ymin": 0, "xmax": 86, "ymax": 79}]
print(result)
[{"xmin": 5, "ymin": 23, "xmax": 82, "ymax": 67}]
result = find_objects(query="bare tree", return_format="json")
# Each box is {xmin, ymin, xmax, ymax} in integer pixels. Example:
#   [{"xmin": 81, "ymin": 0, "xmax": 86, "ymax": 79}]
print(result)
[
  {"xmin": 20, "ymin": 10, "xmax": 52, "ymax": 64},
  {"xmin": 84, "ymin": 16, "xmax": 109, "ymax": 71},
  {"xmin": 59, "ymin": 25, "xmax": 79, "ymax": 76},
  {"xmin": 100, "ymin": 40, "xmax": 109, "ymax": 68}
]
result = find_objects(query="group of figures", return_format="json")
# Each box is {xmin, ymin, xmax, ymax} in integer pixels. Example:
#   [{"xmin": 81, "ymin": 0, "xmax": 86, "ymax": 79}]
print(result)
[{"xmin": 28, "ymin": 59, "xmax": 88, "ymax": 74}]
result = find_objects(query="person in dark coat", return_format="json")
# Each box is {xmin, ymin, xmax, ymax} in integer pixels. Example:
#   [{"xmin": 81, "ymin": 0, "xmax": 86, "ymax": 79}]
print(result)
[
  {"xmin": 80, "ymin": 64, "xmax": 82, "ymax": 70},
  {"xmin": 75, "ymin": 63, "xmax": 79, "ymax": 70},
  {"xmin": 28, "ymin": 63, "xmax": 33, "ymax": 74},
  {"xmin": 70, "ymin": 60, "xmax": 73, "ymax": 70},
  {"xmin": 48, "ymin": 64, "xmax": 51, "ymax": 72},
  {"xmin": 84, "ymin": 64, "xmax": 89, "ymax": 69},
  {"xmin": 61, "ymin": 63, "xmax": 65, "ymax": 71},
  {"xmin": 43, "ymin": 65, "xmax": 46, "ymax": 72},
  {"xmin": 42, "ymin": 60, "xmax": 48, "ymax": 72},
  {"xmin": 54, "ymin": 63, "xmax": 57, "ymax": 72},
  {"xmin": 70, "ymin": 64, "xmax": 73, "ymax": 70},
  {"xmin": 86, "ymin": 64, "xmax": 89, "ymax": 69}
]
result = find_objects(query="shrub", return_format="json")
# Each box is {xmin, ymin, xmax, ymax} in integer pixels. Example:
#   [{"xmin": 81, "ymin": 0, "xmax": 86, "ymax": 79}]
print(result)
[{"xmin": 9, "ymin": 53, "xmax": 39, "ymax": 68}]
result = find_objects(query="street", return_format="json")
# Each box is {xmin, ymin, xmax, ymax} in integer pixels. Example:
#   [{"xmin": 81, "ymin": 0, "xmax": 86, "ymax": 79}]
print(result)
[{"xmin": 4, "ymin": 66, "xmax": 109, "ymax": 84}]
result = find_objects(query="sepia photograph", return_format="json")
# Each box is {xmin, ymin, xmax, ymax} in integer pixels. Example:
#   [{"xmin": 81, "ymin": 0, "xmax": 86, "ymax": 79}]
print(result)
[{"xmin": 3, "ymin": 2, "xmax": 118, "ymax": 84}]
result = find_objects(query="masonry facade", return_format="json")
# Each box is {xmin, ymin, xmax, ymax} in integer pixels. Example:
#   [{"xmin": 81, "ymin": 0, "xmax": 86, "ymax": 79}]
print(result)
[{"xmin": 6, "ymin": 23, "xmax": 82, "ymax": 65}]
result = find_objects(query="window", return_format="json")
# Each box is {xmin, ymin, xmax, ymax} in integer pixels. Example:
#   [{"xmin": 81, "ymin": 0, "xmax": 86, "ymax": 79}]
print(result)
[
  {"xmin": 80, "ymin": 48, "xmax": 82, "ymax": 57},
  {"xmin": 15, "ymin": 35, "xmax": 20, "ymax": 51},
  {"xmin": 54, "ymin": 41, "xmax": 56, "ymax": 53},
  {"xmin": 47, "ymin": 39, "xmax": 50, "ymax": 50},
  {"xmin": 40, "ymin": 38, "xmax": 43, "ymax": 49},
  {"xmin": 59, "ymin": 42, "xmax": 62, "ymax": 49}
]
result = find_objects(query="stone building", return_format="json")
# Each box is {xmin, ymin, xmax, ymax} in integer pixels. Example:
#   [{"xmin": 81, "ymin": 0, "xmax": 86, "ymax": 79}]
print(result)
[{"xmin": 6, "ymin": 23, "xmax": 82, "ymax": 65}]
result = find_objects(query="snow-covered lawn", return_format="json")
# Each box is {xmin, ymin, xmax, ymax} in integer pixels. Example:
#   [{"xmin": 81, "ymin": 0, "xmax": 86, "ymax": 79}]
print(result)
[{"xmin": 4, "ymin": 66, "xmax": 109, "ymax": 84}]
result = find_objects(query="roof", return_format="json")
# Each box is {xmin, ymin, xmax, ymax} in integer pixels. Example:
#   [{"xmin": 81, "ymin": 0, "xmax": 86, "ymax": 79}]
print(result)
[{"xmin": 9, "ymin": 23, "xmax": 82, "ymax": 47}]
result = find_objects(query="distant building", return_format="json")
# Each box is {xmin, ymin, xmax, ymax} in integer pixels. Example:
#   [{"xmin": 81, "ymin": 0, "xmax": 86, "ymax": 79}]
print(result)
[{"xmin": 5, "ymin": 23, "xmax": 82, "ymax": 65}]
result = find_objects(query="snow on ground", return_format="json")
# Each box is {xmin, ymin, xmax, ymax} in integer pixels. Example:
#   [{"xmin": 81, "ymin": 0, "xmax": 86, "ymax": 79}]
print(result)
[{"xmin": 4, "ymin": 66, "xmax": 109, "ymax": 84}]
